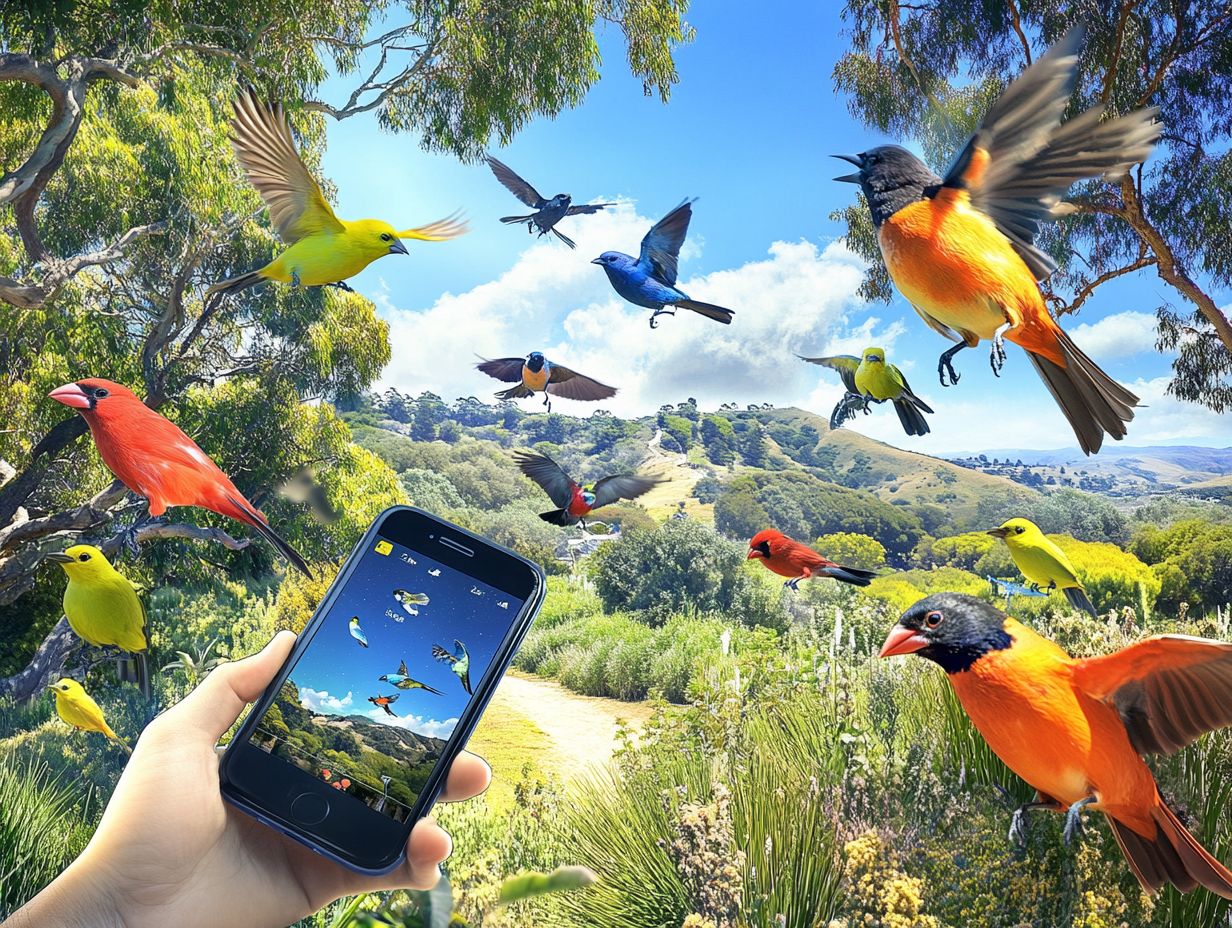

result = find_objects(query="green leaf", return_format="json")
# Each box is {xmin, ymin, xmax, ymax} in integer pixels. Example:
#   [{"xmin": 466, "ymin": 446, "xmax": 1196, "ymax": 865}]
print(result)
[{"xmin": 495, "ymin": 865, "xmax": 598, "ymax": 906}]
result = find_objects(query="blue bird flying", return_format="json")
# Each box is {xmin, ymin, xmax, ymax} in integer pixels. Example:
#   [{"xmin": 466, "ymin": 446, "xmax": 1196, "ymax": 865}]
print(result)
[
  {"xmin": 379, "ymin": 659, "xmax": 445, "ymax": 695},
  {"xmin": 485, "ymin": 156, "xmax": 613, "ymax": 249},
  {"xmin": 592, "ymin": 199, "xmax": 734, "ymax": 328}
]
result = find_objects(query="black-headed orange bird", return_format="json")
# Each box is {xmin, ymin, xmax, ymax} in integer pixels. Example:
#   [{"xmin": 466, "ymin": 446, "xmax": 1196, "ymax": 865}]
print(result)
[
  {"xmin": 881, "ymin": 593, "xmax": 1232, "ymax": 898},
  {"xmin": 834, "ymin": 27, "xmax": 1159, "ymax": 455},
  {"xmin": 476, "ymin": 352, "xmax": 616, "ymax": 413}
]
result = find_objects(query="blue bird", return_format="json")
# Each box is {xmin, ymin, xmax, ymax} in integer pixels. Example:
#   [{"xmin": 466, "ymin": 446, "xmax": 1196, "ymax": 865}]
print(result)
[
  {"xmin": 592, "ymin": 199, "xmax": 734, "ymax": 329},
  {"xmin": 348, "ymin": 615, "xmax": 368, "ymax": 648},
  {"xmin": 485, "ymin": 155, "xmax": 613, "ymax": 249}
]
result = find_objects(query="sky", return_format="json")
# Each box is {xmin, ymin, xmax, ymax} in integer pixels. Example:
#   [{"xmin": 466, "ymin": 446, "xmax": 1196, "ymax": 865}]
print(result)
[
  {"xmin": 310, "ymin": 6, "xmax": 1230, "ymax": 455},
  {"xmin": 265, "ymin": 535, "xmax": 526, "ymax": 743}
]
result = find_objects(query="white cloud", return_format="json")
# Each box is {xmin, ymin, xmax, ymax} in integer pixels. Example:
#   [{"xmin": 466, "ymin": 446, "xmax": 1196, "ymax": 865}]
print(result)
[
  {"xmin": 366, "ymin": 708, "xmax": 458, "ymax": 740},
  {"xmin": 377, "ymin": 200, "xmax": 885, "ymax": 416},
  {"xmin": 1069, "ymin": 310, "xmax": 1159, "ymax": 360},
  {"xmin": 299, "ymin": 687, "xmax": 353, "ymax": 713}
]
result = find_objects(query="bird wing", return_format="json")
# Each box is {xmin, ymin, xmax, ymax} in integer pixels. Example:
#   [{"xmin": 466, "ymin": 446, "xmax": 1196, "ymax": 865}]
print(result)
[
  {"xmin": 484, "ymin": 155, "xmax": 546, "ymax": 208},
  {"xmin": 476, "ymin": 357, "xmax": 528, "ymax": 384},
  {"xmin": 398, "ymin": 659, "xmax": 409, "ymax": 676},
  {"xmin": 546, "ymin": 366, "xmax": 618, "ymax": 401},
  {"xmin": 396, "ymin": 212, "xmax": 468, "ymax": 242},
  {"xmin": 799, "ymin": 355, "xmax": 861, "ymax": 394},
  {"xmin": 565, "ymin": 202, "xmax": 615, "ymax": 216},
  {"xmin": 512, "ymin": 450, "xmax": 577, "ymax": 508},
  {"xmin": 592, "ymin": 474, "xmax": 663, "ymax": 509},
  {"xmin": 455, "ymin": 639, "xmax": 467, "ymax": 658},
  {"xmin": 637, "ymin": 198, "xmax": 695, "ymax": 285},
  {"xmin": 432, "ymin": 644, "xmax": 457, "ymax": 665},
  {"xmin": 891, "ymin": 365, "xmax": 934, "ymax": 412},
  {"xmin": 229, "ymin": 87, "xmax": 343, "ymax": 243},
  {"xmin": 1071, "ymin": 636, "xmax": 1232, "ymax": 756},
  {"xmin": 941, "ymin": 27, "xmax": 1159, "ymax": 280},
  {"xmin": 776, "ymin": 536, "xmax": 829, "ymax": 568}
]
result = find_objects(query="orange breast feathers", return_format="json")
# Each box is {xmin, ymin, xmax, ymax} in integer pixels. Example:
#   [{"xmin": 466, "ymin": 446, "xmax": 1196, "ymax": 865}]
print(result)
[
  {"xmin": 877, "ymin": 187, "xmax": 1067, "ymax": 367},
  {"xmin": 949, "ymin": 618, "xmax": 1158, "ymax": 831},
  {"xmin": 522, "ymin": 365, "xmax": 550, "ymax": 391},
  {"xmin": 762, "ymin": 536, "xmax": 832, "ymax": 579}
]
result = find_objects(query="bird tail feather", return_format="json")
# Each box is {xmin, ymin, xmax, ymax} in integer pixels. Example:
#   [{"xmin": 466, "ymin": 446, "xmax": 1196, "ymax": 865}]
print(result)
[
  {"xmin": 500, "ymin": 214, "xmax": 536, "ymax": 224},
  {"xmin": 892, "ymin": 397, "xmax": 931, "ymax": 436},
  {"xmin": 821, "ymin": 565, "xmax": 878, "ymax": 587},
  {"xmin": 551, "ymin": 227, "xmax": 577, "ymax": 249},
  {"xmin": 496, "ymin": 384, "xmax": 535, "ymax": 400},
  {"xmin": 223, "ymin": 494, "xmax": 313, "ymax": 578},
  {"xmin": 117, "ymin": 652, "xmax": 151, "ymax": 700},
  {"xmin": 675, "ymin": 299, "xmax": 734, "ymax": 324},
  {"xmin": 1027, "ymin": 326, "xmax": 1138, "ymax": 456},
  {"xmin": 205, "ymin": 270, "xmax": 266, "ymax": 300},
  {"xmin": 1109, "ymin": 801, "xmax": 1232, "ymax": 898},
  {"xmin": 1062, "ymin": 585, "xmax": 1098, "ymax": 619},
  {"xmin": 538, "ymin": 508, "xmax": 574, "ymax": 526}
]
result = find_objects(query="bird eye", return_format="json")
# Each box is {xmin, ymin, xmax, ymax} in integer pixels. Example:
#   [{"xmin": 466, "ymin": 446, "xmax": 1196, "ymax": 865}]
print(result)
[
  {"xmin": 380, "ymin": 233, "xmax": 391, "ymax": 242},
  {"xmin": 78, "ymin": 552, "xmax": 91, "ymax": 561},
  {"xmin": 925, "ymin": 610, "xmax": 943, "ymax": 628},
  {"xmin": 1015, "ymin": 526, "xmax": 1025, "ymax": 534},
  {"xmin": 94, "ymin": 388, "xmax": 109, "ymax": 398}
]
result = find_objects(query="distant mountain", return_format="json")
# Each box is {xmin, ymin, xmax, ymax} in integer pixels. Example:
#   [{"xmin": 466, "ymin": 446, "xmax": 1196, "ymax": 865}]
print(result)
[{"xmin": 314, "ymin": 713, "xmax": 446, "ymax": 760}]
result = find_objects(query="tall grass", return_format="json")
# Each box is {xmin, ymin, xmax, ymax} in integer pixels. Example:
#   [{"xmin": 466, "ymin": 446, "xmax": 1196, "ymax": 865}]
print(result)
[{"xmin": 0, "ymin": 757, "xmax": 92, "ymax": 916}]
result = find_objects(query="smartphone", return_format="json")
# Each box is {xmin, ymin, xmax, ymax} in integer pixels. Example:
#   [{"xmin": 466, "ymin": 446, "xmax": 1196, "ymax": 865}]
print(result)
[{"xmin": 220, "ymin": 505, "xmax": 545, "ymax": 874}]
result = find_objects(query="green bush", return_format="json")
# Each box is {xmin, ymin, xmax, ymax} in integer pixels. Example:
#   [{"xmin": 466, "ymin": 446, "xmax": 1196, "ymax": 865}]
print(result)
[
  {"xmin": 814, "ymin": 532, "xmax": 886, "ymax": 569},
  {"xmin": 865, "ymin": 567, "xmax": 990, "ymax": 614}
]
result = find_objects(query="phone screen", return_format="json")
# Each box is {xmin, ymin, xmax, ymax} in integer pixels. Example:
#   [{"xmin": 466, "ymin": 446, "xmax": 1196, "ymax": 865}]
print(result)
[{"xmin": 244, "ymin": 532, "xmax": 527, "ymax": 823}]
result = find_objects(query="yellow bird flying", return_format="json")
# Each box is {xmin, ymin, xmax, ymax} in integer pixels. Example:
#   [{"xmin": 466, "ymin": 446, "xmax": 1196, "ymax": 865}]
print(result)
[
  {"xmin": 988, "ymin": 517, "xmax": 1097, "ymax": 618},
  {"xmin": 207, "ymin": 87, "xmax": 467, "ymax": 299},
  {"xmin": 801, "ymin": 347, "xmax": 934, "ymax": 436},
  {"xmin": 47, "ymin": 679, "xmax": 131, "ymax": 754},
  {"xmin": 46, "ymin": 544, "xmax": 150, "ymax": 697}
]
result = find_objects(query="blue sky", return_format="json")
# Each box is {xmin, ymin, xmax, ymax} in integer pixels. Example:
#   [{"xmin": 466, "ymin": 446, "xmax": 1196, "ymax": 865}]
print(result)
[
  {"xmin": 309, "ymin": 6, "xmax": 1230, "ymax": 454},
  {"xmin": 275, "ymin": 536, "xmax": 525, "ymax": 741}
]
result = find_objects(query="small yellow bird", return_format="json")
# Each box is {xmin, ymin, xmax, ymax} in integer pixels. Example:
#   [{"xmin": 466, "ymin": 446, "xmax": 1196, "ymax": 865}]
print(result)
[
  {"xmin": 801, "ymin": 347, "xmax": 934, "ymax": 436},
  {"xmin": 47, "ymin": 679, "xmax": 131, "ymax": 754},
  {"xmin": 47, "ymin": 544, "xmax": 149, "ymax": 696},
  {"xmin": 207, "ymin": 87, "xmax": 467, "ymax": 299},
  {"xmin": 988, "ymin": 517, "xmax": 1097, "ymax": 618}
]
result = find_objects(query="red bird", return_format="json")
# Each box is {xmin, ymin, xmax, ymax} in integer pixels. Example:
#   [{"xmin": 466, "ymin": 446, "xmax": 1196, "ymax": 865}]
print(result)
[
  {"xmin": 747, "ymin": 529, "xmax": 877, "ymax": 589},
  {"xmin": 49, "ymin": 378, "xmax": 311, "ymax": 576},
  {"xmin": 513, "ymin": 450, "xmax": 663, "ymax": 530},
  {"xmin": 881, "ymin": 593, "xmax": 1232, "ymax": 898}
]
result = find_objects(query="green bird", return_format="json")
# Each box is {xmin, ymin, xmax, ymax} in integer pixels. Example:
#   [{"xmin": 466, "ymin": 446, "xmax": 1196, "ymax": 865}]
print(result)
[
  {"xmin": 378, "ymin": 659, "xmax": 444, "ymax": 695},
  {"xmin": 988, "ymin": 517, "xmax": 1098, "ymax": 618},
  {"xmin": 432, "ymin": 639, "xmax": 472, "ymax": 695},
  {"xmin": 801, "ymin": 347, "xmax": 934, "ymax": 436}
]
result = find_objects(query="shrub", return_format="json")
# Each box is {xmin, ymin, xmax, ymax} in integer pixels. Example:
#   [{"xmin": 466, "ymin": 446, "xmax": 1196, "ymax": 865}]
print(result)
[
  {"xmin": 865, "ymin": 567, "xmax": 990, "ymax": 614},
  {"xmin": 815, "ymin": 532, "xmax": 886, "ymax": 569}
]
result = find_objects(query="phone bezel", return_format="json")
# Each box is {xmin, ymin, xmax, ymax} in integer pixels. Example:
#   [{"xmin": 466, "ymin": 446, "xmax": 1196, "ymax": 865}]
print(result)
[{"xmin": 218, "ymin": 505, "xmax": 545, "ymax": 874}]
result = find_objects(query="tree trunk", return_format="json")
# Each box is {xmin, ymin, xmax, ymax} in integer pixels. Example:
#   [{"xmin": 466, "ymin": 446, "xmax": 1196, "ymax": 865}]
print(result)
[{"xmin": 0, "ymin": 617, "xmax": 76, "ymax": 703}]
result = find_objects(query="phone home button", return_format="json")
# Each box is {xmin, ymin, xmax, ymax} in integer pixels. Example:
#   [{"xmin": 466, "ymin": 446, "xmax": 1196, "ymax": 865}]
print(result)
[{"xmin": 289, "ymin": 792, "xmax": 330, "ymax": 826}]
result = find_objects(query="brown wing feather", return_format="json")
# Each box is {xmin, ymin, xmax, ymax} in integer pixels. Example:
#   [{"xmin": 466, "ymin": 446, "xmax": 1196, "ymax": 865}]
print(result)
[
  {"xmin": 592, "ymin": 474, "xmax": 663, "ymax": 509},
  {"xmin": 476, "ymin": 357, "xmax": 526, "ymax": 383},
  {"xmin": 1072, "ymin": 635, "xmax": 1232, "ymax": 755},
  {"xmin": 546, "ymin": 366, "xmax": 618, "ymax": 401},
  {"xmin": 512, "ymin": 450, "xmax": 577, "ymax": 508}
]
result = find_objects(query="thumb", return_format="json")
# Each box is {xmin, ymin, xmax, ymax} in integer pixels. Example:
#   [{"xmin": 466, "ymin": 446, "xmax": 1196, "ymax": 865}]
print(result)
[{"xmin": 160, "ymin": 631, "xmax": 297, "ymax": 743}]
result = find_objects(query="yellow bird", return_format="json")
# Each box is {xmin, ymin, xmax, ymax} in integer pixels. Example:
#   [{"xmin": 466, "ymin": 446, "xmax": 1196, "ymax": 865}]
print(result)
[
  {"xmin": 988, "ymin": 517, "xmax": 1097, "ymax": 618},
  {"xmin": 47, "ymin": 544, "xmax": 149, "ymax": 696},
  {"xmin": 801, "ymin": 347, "xmax": 934, "ymax": 436},
  {"xmin": 207, "ymin": 87, "xmax": 466, "ymax": 299},
  {"xmin": 47, "ymin": 679, "xmax": 131, "ymax": 754}
]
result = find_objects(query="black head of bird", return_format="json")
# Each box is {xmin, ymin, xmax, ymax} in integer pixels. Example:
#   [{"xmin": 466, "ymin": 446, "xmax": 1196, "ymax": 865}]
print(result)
[
  {"xmin": 526, "ymin": 352, "xmax": 546, "ymax": 372},
  {"xmin": 832, "ymin": 147, "xmax": 940, "ymax": 228},
  {"xmin": 880, "ymin": 592, "xmax": 1012, "ymax": 674},
  {"xmin": 547, "ymin": 194, "xmax": 571, "ymax": 208}
]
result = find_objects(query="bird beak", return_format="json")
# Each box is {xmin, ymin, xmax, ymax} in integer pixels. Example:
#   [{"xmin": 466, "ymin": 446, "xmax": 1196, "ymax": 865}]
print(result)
[
  {"xmin": 44, "ymin": 551, "xmax": 75, "ymax": 564},
  {"xmin": 48, "ymin": 383, "xmax": 91, "ymax": 409},
  {"xmin": 832, "ymin": 154, "xmax": 864, "ymax": 184},
  {"xmin": 746, "ymin": 549, "xmax": 761, "ymax": 560},
  {"xmin": 986, "ymin": 527, "xmax": 1010, "ymax": 539},
  {"xmin": 389, "ymin": 239, "xmax": 409, "ymax": 256},
  {"xmin": 879, "ymin": 624, "xmax": 930, "ymax": 658},
  {"xmin": 590, "ymin": 258, "xmax": 603, "ymax": 265}
]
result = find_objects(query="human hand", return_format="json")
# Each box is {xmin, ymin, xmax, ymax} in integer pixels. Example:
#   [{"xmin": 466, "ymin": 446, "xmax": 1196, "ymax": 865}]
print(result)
[{"xmin": 10, "ymin": 631, "xmax": 490, "ymax": 928}]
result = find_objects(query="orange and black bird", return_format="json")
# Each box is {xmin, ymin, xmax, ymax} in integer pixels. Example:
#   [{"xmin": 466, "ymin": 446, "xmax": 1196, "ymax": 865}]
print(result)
[
  {"xmin": 834, "ymin": 27, "xmax": 1159, "ymax": 455},
  {"xmin": 367, "ymin": 693, "xmax": 400, "ymax": 717},
  {"xmin": 513, "ymin": 450, "xmax": 662, "ymax": 530},
  {"xmin": 747, "ymin": 529, "xmax": 877, "ymax": 590},
  {"xmin": 881, "ymin": 593, "xmax": 1232, "ymax": 899},
  {"xmin": 49, "ymin": 378, "xmax": 311, "ymax": 576},
  {"xmin": 476, "ymin": 352, "xmax": 616, "ymax": 413}
]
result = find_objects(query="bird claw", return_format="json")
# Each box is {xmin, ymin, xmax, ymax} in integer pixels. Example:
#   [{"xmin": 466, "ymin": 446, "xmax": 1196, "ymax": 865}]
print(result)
[
  {"xmin": 291, "ymin": 269, "xmax": 301, "ymax": 290},
  {"xmin": 989, "ymin": 325, "xmax": 1010, "ymax": 377},
  {"xmin": 1063, "ymin": 799, "xmax": 1092, "ymax": 845},
  {"xmin": 648, "ymin": 309, "xmax": 675, "ymax": 329},
  {"xmin": 1009, "ymin": 809, "xmax": 1030, "ymax": 847},
  {"xmin": 325, "ymin": 280, "xmax": 354, "ymax": 293},
  {"xmin": 937, "ymin": 344, "xmax": 965, "ymax": 387}
]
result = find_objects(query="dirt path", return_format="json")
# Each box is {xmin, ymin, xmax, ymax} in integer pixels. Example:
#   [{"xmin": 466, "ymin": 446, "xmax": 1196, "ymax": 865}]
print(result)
[{"xmin": 468, "ymin": 671, "xmax": 654, "ymax": 802}]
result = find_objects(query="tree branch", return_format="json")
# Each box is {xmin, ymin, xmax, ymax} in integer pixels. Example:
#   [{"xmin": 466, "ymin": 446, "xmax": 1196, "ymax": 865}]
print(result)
[
  {"xmin": 1056, "ymin": 255, "xmax": 1157, "ymax": 317},
  {"xmin": 302, "ymin": 36, "xmax": 439, "ymax": 119},
  {"xmin": 1005, "ymin": 0, "xmax": 1032, "ymax": 66}
]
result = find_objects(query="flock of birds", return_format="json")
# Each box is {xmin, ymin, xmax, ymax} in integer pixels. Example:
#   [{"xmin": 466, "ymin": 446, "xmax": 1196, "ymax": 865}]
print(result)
[{"xmin": 29, "ymin": 25, "xmax": 1232, "ymax": 905}]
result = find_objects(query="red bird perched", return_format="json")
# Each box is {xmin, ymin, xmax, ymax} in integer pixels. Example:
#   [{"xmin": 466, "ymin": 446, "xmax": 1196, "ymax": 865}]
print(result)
[
  {"xmin": 49, "ymin": 378, "xmax": 311, "ymax": 577},
  {"xmin": 747, "ymin": 529, "xmax": 877, "ymax": 590}
]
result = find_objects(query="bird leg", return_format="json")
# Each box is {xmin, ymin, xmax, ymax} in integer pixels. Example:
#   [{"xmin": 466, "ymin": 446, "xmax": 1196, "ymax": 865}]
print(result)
[
  {"xmin": 118, "ymin": 505, "xmax": 161, "ymax": 559},
  {"xmin": 542, "ymin": 393, "xmax": 552, "ymax": 413},
  {"xmin": 648, "ymin": 308, "xmax": 676, "ymax": 329},
  {"xmin": 989, "ymin": 322, "xmax": 1012, "ymax": 377},
  {"xmin": 290, "ymin": 269, "xmax": 301, "ymax": 289},
  {"xmin": 784, "ymin": 576, "xmax": 804, "ymax": 592},
  {"xmin": 938, "ymin": 342, "xmax": 967, "ymax": 386},
  {"xmin": 324, "ymin": 280, "xmax": 355, "ymax": 292},
  {"xmin": 1008, "ymin": 794, "xmax": 1066, "ymax": 846},
  {"xmin": 1063, "ymin": 796, "xmax": 1098, "ymax": 845}
]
